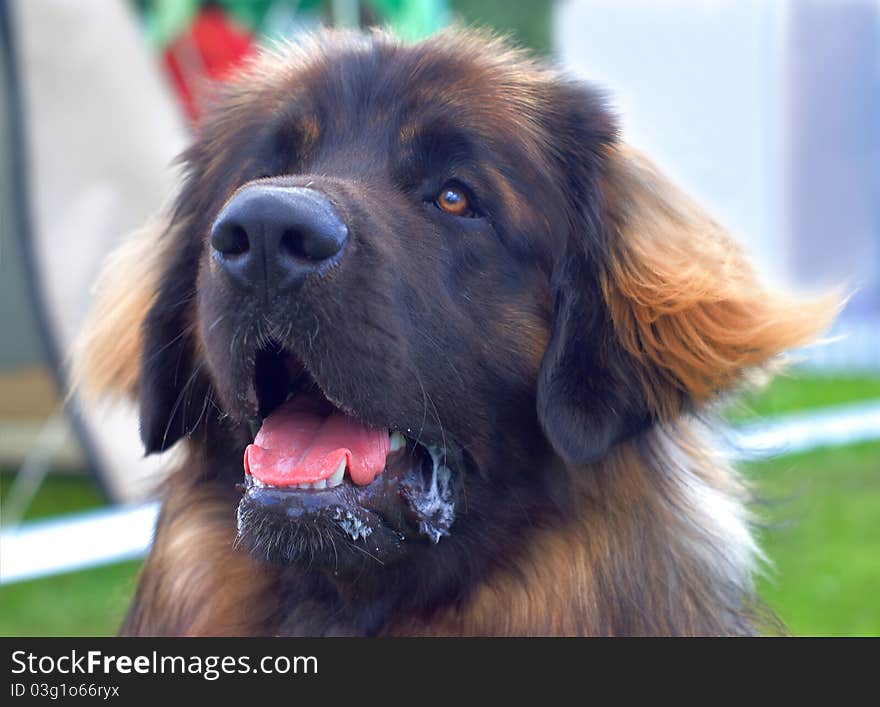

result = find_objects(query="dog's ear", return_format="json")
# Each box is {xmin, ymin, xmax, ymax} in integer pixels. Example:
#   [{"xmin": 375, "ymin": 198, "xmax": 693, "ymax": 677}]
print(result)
[
  {"xmin": 537, "ymin": 249, "xmax": 656, "ymax": 466},
  {"xmin": 136, "ymin": 229, "xmax": 208, "ymax": 454},
  {"xmin": 535, "ymin": 84, "xmax": 653, "ymax": 465},
  {"xmin": 537, "ymin": 87, "xmax": 839, "ymax": 465},
  {"xmin": 598, "ymin": 145, "xmax": 839, "ymax": 419}
]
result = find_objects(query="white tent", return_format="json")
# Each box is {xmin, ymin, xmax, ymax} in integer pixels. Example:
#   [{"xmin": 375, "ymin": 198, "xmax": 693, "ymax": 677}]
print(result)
[{"xmin": 6, "ymin": 0, "xmax": 188, "ymax": 501}]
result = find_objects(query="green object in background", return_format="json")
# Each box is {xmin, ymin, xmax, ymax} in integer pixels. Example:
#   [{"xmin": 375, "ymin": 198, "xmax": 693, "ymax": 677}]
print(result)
[
  {"xmin": 0, "ymin": 562, "xmax": 140, "ymax": 637},
  {"xmin": 135, "ymin": 0, "xmax": 450, "ymax": 47},
  {"xmin": 0, "ymin": 472, "xmax": 105, "ymax": 521},
  {"xmin": 450, "ymin": 0, "xmax": 552, "ymax": 54},
  {"xmin": 135, "ymin": 0, "xmax": 326, "ymax": 48},
  {"xmin": 746, "ymin": 441, "xmax": 880, "ymax": 636},
  {"xmin": 136, "ymin": 0, "xmax": 198, "ymax": 48},
  {"xmin": 368, "ymin": 0, "xmax": 449, "ymax": 39},
  {"xmin": 725, "ymin": 373, "xmax": 880, "ymax": 424},
  {"xmin": 131, "ymin": 0, "xmax": 553, "ymax": 55}
]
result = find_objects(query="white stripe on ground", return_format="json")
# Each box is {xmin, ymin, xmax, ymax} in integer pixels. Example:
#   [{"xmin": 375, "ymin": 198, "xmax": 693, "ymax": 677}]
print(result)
[
  {"xmin": 731, "ymin": 400, "xmax": 880, "ymax": 459},
  {"xmin": 0, "ymin": 501, "xmax": 158, "ymax": 585},
  {"xmin": 1, "ymin": 400, "xmax": 879, "ymax": 585}
]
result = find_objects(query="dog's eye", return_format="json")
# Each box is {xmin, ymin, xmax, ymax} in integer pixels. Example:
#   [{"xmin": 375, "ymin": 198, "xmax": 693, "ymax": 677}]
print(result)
[{"xmin": 435, "ymin": 183, "xmax": 475, "ymax": 218}]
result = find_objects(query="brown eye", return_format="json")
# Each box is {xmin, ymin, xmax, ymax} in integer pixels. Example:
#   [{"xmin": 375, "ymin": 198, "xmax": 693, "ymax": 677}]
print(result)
[{"xmin": 436, "ymin": 185, "xmax": 473, "ymax": 217}]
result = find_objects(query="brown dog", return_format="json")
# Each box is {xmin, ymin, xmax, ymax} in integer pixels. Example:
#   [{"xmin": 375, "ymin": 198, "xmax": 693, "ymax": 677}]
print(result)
[{"xmin": 75, "ymin": 29, "xmax": 836, "ymax": 636}]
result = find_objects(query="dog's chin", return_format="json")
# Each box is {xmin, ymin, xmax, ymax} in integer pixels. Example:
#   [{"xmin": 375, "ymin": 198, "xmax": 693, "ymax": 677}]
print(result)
[
  {"xmin": 235, "ymin": 442, "xmax": 456, "ymax": 575},
  {"xmin": 229, "ymin": 341, "xmax": 458, "ymax": 577}
]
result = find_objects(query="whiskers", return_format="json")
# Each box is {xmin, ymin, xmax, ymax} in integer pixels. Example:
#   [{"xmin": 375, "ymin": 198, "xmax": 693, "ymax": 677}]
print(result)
[
  {"xmin": 412, "ymin": 367, "xmax": 448, "ymax": 471},
  {"xmin": 235, "ymin": 501, "xmax": 384, "ymax": 571},
  {"xmin": 160, "ymin": 360, "xmax": 207, "ymax": 450}
]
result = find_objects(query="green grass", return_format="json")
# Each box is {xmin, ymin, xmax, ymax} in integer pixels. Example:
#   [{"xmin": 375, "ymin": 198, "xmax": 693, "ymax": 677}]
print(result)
[
  {"xmin": 746, "ymin": 442, "xmax": 880, "ymax": 636},
  {"xmin": 0, "ymin": 471, "xmax": 140, "ymax": 636},
  {"xmin": 725, "ymin": 372, "xmax": 880, "ymax": 423},
  {"xmin": 0, "ymin": 562, "xmax": 140, "ymax": 637},
  {"xmin": 0, "ymin": 471, "xmax": 106, "ymax": 520},
  {"xmin": 1, "ymin": 373, "xmax": 878, "ymax": 636}
]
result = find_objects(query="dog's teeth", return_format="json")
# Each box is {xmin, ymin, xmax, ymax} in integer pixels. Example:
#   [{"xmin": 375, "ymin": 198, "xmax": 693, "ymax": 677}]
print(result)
[
  {"xmin": 297, "ymin": 482, "xmax": 311, "ymax": 490},
  {"xmin": 389, "ymin": 431, "xmax": 406, "ymax": 452},
  {"xmin": 312, "ymin": 478, "xmax": 327, "ymax": 490},
  {"xmin": 327, "ymin": 459, "xmax": 346, "ymax": 488}
]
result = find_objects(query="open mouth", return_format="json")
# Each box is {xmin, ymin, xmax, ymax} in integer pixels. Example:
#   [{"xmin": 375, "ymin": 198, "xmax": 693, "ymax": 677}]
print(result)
[{"xmin": 236, "ymin": 341, "xmax": 456, "ymax": 567}]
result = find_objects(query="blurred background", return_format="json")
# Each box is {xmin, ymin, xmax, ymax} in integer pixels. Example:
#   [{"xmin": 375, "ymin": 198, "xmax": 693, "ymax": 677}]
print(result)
[{"xmin": 1, "ymin": 0, "xmax": 878, "ymax": 636}]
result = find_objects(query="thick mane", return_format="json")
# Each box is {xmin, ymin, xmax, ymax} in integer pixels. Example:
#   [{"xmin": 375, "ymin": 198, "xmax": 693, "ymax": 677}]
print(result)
[{"xmin": 71, "ymin": 30, "xmax": 838, "ymax": 637}]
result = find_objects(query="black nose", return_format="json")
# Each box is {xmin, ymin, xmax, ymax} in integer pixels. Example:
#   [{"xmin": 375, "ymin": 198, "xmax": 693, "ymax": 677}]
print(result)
[{"xmin": 210, "ymin": 186, "xmax": 348, "ymax": 291}]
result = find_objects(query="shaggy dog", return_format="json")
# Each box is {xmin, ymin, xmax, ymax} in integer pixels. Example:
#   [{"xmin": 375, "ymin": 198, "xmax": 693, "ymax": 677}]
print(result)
[{"xmin": 75, "ymin": 29, "xmax": 835, "ymax": 636}]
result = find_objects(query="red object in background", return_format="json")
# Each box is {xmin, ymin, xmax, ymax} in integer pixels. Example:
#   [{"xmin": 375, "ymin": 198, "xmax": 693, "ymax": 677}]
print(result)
[{"xmin": 163, "ymin": 6, "xmax": 256, "ymax": 123}]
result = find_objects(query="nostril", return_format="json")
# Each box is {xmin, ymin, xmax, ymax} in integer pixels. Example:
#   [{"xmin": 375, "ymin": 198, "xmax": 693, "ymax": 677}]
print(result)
[
  {"xmin": 211, "ymin": 223, "xmax": 250, "ymax": 257},
  {"xmin": 280, "ymin": 224, "xmax": 347, "ymax": 262},
  {"xmin": 280, "ymin": 228, "xmax": 308, "ymax": 260},
  {"xmin": 210, "ymin": 186, "xmax": 348, "ymax": 290}
]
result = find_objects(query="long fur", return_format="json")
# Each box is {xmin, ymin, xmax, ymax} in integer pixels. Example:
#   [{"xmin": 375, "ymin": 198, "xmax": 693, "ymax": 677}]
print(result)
[
  {"xmin": 74, "ymin": 31, "xmax": 837, "ymax": 636},
  {"xmin": 71, "ymin": 217, "xmax": 170, "ymax": 400},
  {"xmin": 601, "ymin": 145, "xmax": 838, "ymax": 417}
]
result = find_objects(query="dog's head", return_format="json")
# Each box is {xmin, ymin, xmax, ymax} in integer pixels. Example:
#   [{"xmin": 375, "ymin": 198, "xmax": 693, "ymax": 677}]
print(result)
[{"xmin": 77, "ymin": 30, "xmax": 834, "ymax": 610}]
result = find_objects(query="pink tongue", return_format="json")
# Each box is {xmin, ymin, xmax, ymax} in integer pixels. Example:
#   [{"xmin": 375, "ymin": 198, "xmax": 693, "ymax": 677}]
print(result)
[{"xmin": 244, "ymin": 397, "xmax": 390, "ymax": 487}]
